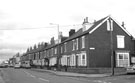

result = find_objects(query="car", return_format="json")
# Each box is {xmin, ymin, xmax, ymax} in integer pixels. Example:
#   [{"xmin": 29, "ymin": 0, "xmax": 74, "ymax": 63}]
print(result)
[
  {"xmin": 14, "ymin": 64, "xmax": 20, "ymax": 69},
  {"xmin": 24, "ymin": 62, "xmax": 31, "ymax": 69},
  {"xmin": 126, "ymin": 65, "xmax": 135, "ymax": 74}
]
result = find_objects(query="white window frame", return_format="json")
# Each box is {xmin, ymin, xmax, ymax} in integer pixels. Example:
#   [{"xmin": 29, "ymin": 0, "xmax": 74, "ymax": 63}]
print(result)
[
  {"xmin": 72, "ymin": 54, "xmax": 76, "ymax": 66},
  {"xmin": 117, "ymin": 35, "xmax": 125, "ymax": 48},
  {"xmin": 61, "ymin": 46, "xmax": 63, "ymax": 53},
  {"xmin": 54, "ymin": 47, "xmax": 57, "ymax": 54},
  {"xmin": 116, "ymin": 52, "xmax": 129, "ymax": 67},
  {"xmin": 72, "ymin": 40, "xmax": 75, "ymax": 51},
  {"xmin": 44, "ymin": 50, "xmax": 46, "ymax": 58},
  {"xmin": 82, "ymin": 36, "xmax": 85, "ymax": 48},
  {"xmin": 51, "ymin": 48, "xmax": 53, "ymax": 56},
  {"xmin": 81, "ymin": 52, "xmax": 87, "ymax": 66},
  {"xmin": 76, "ymin": 38, "xmax": 79, "ymax": 50},
  {"xmin": 64, "ymin": 42, "xmax": 67, "ymax": 52},
  {"xmin": 107, "ymin": 19, "xmax": 113, "ymax": 31}
]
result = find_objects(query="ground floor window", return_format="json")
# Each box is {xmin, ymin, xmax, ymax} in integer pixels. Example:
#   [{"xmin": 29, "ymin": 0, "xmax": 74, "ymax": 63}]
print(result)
[
  {"xmin": 61, "ymin": 55, "xmax": 67, "ymax": 66},
  {"xmin": 49, "ymin": 57, "xmax": 57, "ymax": 66},
  {"xmin": 131, "ymin": 57, "xmax": 135, "ymax": 64},
  {"xmin": 41, "ymin": 59, "xmax": 45, "ymax": 66},
  {"xmin": 81, "ymin": 53, "xmax": 87, "ymax": 66},
  {"xmin": 116, "ymin": 52, "xmax": 129, "ymax": 67},
  {"xmin": 60, "ymin": 52, "xmax": 87, "ymax": 67},
  {"xmin": 69, "ymin": 52, "xmax": 87, "ymax": 67}
]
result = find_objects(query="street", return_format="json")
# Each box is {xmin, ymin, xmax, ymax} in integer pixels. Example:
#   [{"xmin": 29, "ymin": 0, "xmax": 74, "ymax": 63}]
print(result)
[{"xmin": 0, "ymin": 68, "xmax": 135, "ymax": 83}]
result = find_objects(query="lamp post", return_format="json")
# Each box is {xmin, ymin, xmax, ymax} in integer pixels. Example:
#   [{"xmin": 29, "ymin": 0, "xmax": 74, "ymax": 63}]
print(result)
[{"xmin": 50, "ymin": 23, "xmax": 60, "ymax": 70}]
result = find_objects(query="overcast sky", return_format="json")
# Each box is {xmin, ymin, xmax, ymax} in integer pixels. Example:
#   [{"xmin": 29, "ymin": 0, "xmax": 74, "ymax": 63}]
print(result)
[{"xmin": 0, "ymin": 0, "xmax": 135, "ymax": 62}]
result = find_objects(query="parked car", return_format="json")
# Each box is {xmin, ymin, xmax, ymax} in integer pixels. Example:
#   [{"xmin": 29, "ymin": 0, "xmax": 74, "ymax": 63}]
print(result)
[
  {"xmin": 126, "ymin": 65, "xmax": 135, "ymax": 74},
  {"xmin": 14, "ymin": 64, "xmax": 20, "ymax": 69}
]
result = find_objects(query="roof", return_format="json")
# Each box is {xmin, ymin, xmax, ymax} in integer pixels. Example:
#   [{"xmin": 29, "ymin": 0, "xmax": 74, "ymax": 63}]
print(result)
[
  {"xmin": 62, "ymin": 15, "xmax": 132, "ymax": 43},
  {"xmin": 25, "ymin": 15, "xmax": 133, "ymax": 54},
  {"xmin": 62, "ymin": 16, "xmax": 109, "ymax": 43}
]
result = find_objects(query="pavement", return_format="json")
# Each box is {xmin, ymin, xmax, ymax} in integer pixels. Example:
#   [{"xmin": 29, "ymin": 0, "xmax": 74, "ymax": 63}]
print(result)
[
  {"xmin": 0, "ymin": 69, "xmax": 5, "ymax": 83},
  {"xmin": 0, "ymin": 76, "xmax": 5, "ymax": 83},
  {"xmin": 31, "ymin": 68, "xmax": 112, "ymax": 78}
]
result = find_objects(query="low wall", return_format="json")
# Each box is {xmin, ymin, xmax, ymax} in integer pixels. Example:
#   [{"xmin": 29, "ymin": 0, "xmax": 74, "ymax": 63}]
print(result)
[{"xmin": 62, "ymin": 67, "xmax": 126, "ymax": 74}]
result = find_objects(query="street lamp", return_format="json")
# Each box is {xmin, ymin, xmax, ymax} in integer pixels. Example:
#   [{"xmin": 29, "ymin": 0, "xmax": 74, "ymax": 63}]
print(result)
[{"xmin": 50, "ymin": 23, "xmax": 60, "ymax": 70}]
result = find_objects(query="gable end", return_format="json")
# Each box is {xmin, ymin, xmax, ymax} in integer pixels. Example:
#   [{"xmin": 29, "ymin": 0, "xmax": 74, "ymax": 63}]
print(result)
[{"xmin": 89, "ymin": 16, "xmax": 132, "ymax": 37}]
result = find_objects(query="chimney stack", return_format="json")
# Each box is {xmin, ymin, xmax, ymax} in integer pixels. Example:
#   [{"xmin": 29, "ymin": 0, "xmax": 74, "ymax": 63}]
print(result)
[
  {"xmin": 50, "ymin": 37, "xmax": 55, "ymax": 45},
  {"xmin": 69, "ymin": 29, "xmax": 75, "ymax": 37},
  {"xmin": 122, "ymin": 22, "xmax": 125, "ymax": 27}
]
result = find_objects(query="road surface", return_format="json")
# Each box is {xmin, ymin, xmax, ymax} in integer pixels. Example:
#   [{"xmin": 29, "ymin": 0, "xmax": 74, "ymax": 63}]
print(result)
[{"xmin": 1, "ymin": 68, "xmax": 135, "ymax": 83}]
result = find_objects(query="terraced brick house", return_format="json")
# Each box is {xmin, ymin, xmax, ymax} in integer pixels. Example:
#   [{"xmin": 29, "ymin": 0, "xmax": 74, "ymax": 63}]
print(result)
[
  {"xmin": 60, "ymin": 16, "xmax": 135, "ymax": 68},
  {"xmin": 21, "ymin": 16, "xmax": 135, "ymax": 73}
]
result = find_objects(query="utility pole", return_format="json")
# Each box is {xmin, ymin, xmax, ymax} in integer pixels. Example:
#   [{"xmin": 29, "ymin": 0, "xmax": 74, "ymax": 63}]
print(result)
[{"xmin": 110, "ymin": 19, "xmax": 114, "ymax": 76}]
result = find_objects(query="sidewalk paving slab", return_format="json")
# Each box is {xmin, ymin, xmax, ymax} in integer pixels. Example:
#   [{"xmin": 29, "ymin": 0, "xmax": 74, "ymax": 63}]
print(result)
[
  {"xmin": 31, "ymin": 68, "xmax": 111, "ymax": 78},
  {"xmin": 0, "ymin": 69, "xmax": 5, "ymax": 83}
]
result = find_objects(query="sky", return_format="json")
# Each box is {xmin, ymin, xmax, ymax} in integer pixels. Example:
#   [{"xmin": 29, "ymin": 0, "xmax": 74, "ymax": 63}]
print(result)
[{"xmin": 0, "ymin": 0, "xmax": 135, "ymax": 62}]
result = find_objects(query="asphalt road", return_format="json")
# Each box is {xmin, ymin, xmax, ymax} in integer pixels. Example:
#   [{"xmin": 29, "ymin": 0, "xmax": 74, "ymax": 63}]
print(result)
[
  {"xmin": 0, "ymin": 68, "xmax": 92, "ymax": 83},
  {"xmin": 1, "ymin": 68, "xmax": 135, "ymax": 83}
]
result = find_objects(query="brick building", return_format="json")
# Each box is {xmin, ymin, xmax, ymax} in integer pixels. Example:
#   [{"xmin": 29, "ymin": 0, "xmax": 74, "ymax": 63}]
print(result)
[{"xmin": 21, "ymin": 16, "xmax": 135, "ymax": 72}]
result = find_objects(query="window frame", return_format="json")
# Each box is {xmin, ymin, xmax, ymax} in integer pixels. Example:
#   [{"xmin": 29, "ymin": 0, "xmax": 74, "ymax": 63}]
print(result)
[
  {"xmin": 116, "ymin": 52, "xmax": 129, "ymax": 67},
  {"xmin": 117, "ymin": 35, "xmax": 125, "ymax": 48},
  {"xmin": 76, "ymin": 38, "xmax": 79, "ymax": 50},
  {"xmin": 64, "ymin": 42, "xmax": 67, "ymax": 52},
  {"xmin": 72, "ymin": 40, "xmax": 75, "ymax": 51},
  {"xmin": 81, "ymin": 36, "xmax": 85, "ymax": 48}
]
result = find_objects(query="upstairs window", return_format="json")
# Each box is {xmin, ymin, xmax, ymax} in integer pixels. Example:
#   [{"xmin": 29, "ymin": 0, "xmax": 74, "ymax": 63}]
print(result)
[
  {"xmin": 76, "ymin": 38, "xmax": 79, "ymax": 50},
  {"xmin": 51, "ymin": 48, "xmax": 53, "ymax": 56},
  {"xmin": 54, "ymin": 48, "xmax": 57, "ymax": 54},
  {"xmin": 72, "ymin": 40, "xmax": 75, "ymax": 51},
  {"xmin": 107, "ymin": 19, "xmax": 113, "ymax": 31},
  {"xmin": 117, "ymin": 35, "xmax": 125, "ymax": 48},
  {"xmin": 64, "ymin": 43, "xmax": 67, "ymax": 52},
  {"xmin": 81, "ymin": 36, "xmax": 85, "ymax": 48},
  {"xmin": 61, "ymin": 46, "xmax": 63, "ymax": 53}
]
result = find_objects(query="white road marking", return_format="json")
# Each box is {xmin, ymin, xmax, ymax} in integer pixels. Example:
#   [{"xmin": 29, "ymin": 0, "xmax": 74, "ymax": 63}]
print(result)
[
  {"xmin": 93, "ymin": 80, "xmax": 103, "ymax": 83},
  {"xmin": 23, "ymin": 70, "xmax": 36, "ymax": 78},
  {"xmin": 24, "ymin": 71, "xmax": 31, "ymax": 75},
  {"xmin": 38, "ymin": 78, "xmax": 50, "ymax": 82},
  {"xmin": 30, "ymin": 75, "xmax": 36, "ymax": 78},
  {"xmin": 93, "ymin": 80, "xmax": 112, "ymax": 83}
]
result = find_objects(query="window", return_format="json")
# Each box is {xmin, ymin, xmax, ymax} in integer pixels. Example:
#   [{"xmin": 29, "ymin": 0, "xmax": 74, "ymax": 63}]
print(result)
[
  {"xmin": 107, "ymin": 19, "xmax": 113, "ymax": 31},
  {"xmin": 38, "ymin": 52, "xmax": 40, "ymax": 59},
  {"xmin": 64, "ymin": 43, "xmax": 67, "ymax": 52},
  {"xmin": 61, "ymin": 55, "xmax": 67, "ymax": 66},
  {"xmin": 72, "ymin": 40, "xmax": 75, "ymax": 50},
  {"xmin": 51, "ymin": 48, "xmax": 53, "ymax": 56},
  {"xmin": 117, "ymin": 35, "xmax": 125, "ymax": 48},
  {"xmin": 61, "ymin": 46, "xmax": 63, "ymax": 53},
  {"xmin": 76, "ymin": 38, "xmax": 78, "ymax": 50},
  {"xmin": 116, "ymin": 52, "xmax": 129, "ymax": 67},
  {"xmin": 54, "ymin": 48, "xmax": 57, "ymax": 54},
  {"xmin": 81, "ymin": 54, "xmax": 86, "ymax": 66},
  {"xmin": 72, "ymin": 54, "xmax": 76, "ymax": 66},
  {"xmin": 82, "ymin": 36, "xmax": 85, "ymax": 48}
]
